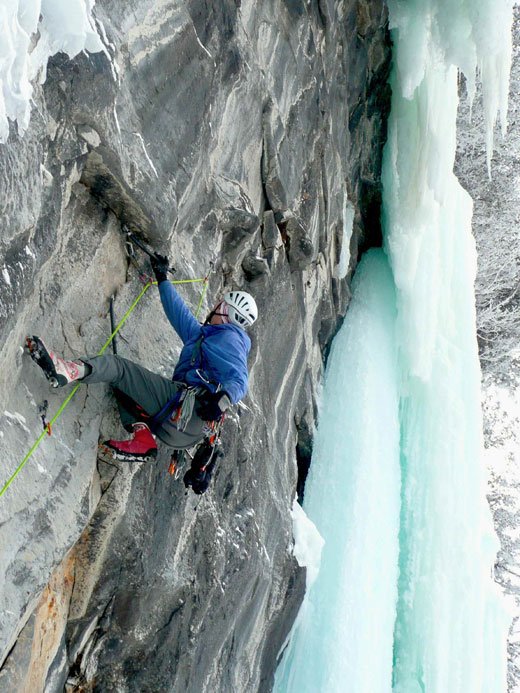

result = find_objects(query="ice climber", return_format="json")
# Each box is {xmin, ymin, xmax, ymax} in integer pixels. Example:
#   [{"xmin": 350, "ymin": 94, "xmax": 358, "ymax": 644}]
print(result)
[{"xmin": 26, "ymin": 255, "xmax": 258, "ymax": 494}]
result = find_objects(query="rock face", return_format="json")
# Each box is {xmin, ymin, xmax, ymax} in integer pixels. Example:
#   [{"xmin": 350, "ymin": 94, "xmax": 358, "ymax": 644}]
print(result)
[{"xmin": 0, "ymin": 1, "xmax": 390, "ymax": 690}]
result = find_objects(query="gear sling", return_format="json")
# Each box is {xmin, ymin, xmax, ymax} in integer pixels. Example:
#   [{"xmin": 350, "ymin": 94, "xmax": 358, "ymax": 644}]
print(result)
[{"xmin": 106, "ymin": 332, "xmax": 222, "ymax": 440}]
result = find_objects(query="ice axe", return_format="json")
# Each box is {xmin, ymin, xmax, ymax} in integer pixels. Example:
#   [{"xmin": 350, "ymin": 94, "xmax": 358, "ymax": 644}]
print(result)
[{"xmin": 123, "ymin": 227, "xmax": 176, "ymax": 277}]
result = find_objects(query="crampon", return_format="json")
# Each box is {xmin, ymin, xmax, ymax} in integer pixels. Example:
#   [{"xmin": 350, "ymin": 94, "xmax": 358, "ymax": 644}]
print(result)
[
  {"xmin": 24, "ymin": 335, "xmax": 84, "ymax": 388},
  {"xmin": 99, "ymin": 423, "xmax": 158, "ymax": 463}
]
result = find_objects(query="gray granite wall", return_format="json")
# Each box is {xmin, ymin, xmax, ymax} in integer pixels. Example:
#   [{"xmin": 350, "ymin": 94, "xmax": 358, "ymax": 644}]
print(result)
[{"xmin": 0, "ymin": 1, "xmax": 390, "ymax": 690}]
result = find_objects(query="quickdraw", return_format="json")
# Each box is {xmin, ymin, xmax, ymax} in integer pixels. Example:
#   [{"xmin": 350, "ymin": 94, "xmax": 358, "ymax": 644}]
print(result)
[
  {"xmin": 38, "ymin": 400, "xmax": 52, "ymax": 436},
  {"xmin": 167, "ymin": 413, "xmax": 224, "ymax": 480},
  {"xmin": 168, "ymin": 448, "xmax": 186, "ymax": 477}
]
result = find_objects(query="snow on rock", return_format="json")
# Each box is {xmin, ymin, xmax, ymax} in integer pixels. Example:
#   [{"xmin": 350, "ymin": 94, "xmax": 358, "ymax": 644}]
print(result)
[
  {"xmin": 334, "ymin": 196, "xmax": 354, "ymax": 280},
  {"xmin": 290, "ymin": 497, "xmax": 324, "ymax": 587},
  {"xmin": 3, "ymin": 410, "xmax": 30, "ymax": 434},
  {"xmin": 2, "ymin": 268, "xmax": 11, "ymax": 285}
]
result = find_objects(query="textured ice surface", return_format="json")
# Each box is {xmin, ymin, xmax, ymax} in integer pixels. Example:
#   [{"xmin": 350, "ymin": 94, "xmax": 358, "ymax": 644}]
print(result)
[
  {"xmin": 384, "ymin": 0, "xmax": 512, "ymax": 688},
  {"xmin": 388, "ymin": 0, "xmax": 512, "ymax": 172},
  {"xmin": 0, "ymin": 0, "xmax": 103, "ymax": 141},
  {"xmin": 275, "ymin": 250, "xmax": 400, "ymax": 692}
]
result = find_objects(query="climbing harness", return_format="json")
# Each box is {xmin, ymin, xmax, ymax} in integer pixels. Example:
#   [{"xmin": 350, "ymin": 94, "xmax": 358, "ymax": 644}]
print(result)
[
  {"xmin": 170, "ymin": 388, "xmax": 199, "ymax": 432},
  {"xmin": 0, "ymin": 235, "xmax": 211, "ymax": 498},
  {"xmin": 153, "ymin": 387, "xmax": 225, "ymax": 481}
]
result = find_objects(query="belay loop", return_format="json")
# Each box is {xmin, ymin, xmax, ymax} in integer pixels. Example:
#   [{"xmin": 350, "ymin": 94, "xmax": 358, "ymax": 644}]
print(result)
[{"xmin": 148, "ymin": 386, "xmax": 200, "ymax": 434}]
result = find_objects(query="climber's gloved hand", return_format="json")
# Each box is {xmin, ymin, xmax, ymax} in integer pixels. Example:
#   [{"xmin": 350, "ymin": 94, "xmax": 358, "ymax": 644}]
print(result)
[
  {"xmin": 151, "ymin": 254, "xmax": 170, "ymax": 284},
  {"xmin": 195, "ymin": 390, "xmax": 231, "ymax": 421}
]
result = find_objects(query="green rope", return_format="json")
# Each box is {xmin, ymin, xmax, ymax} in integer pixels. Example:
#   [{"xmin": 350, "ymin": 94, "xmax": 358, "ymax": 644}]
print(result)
[
  {"xmin": 98, "ymin": 281, "xmax": 153, "ymax": 355},
  {"xmin": 194, "ymin": 276, "xmax": 209, "ymax": 318},
  {"xmin": 0, "ymin": 277, "xmax": 208, "ymax": 498}
]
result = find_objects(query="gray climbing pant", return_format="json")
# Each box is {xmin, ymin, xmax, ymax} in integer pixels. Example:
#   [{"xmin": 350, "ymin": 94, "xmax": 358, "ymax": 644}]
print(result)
[{"xmin": 81, "ymin": 354, "xmax": 205, "ymax": 449}]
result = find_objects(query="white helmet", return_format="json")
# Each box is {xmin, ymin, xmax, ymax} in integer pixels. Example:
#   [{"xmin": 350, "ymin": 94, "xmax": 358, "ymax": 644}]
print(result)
[{"xmin": 223, "ymin": 291, "xmax": 258, "ymax": 327}]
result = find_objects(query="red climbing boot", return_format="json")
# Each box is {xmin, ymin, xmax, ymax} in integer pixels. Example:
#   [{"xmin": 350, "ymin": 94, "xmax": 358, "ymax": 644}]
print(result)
[{"xmin": 101, "ymin": 423, "xmax": 158, "ymax": 462}]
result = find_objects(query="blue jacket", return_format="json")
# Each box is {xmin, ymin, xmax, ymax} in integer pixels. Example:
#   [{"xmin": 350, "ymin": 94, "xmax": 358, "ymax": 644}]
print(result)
[{"xmin": 159, "ymin": 281, "xmax": 251, "ymax": 404}]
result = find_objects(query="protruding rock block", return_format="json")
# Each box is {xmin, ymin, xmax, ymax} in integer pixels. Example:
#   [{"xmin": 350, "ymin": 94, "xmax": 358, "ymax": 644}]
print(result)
[
  {"xmin": 220, "ymin": 208, "xmax": 259, "ymax": 235},
  {"xmin": 221, "ymin": 209, "xmax": 260, "ymax": 256},
  {"xmin": 286, "ymin": 218, "xmax": 314, "ymax": 271},
  {"xmin": 262, "ymin": 210, "xmax": 282, "ymax": 250},
  {"xmin": 80, "ymin": 150, "xmax": 155, "ymax": 238},
  {"xmin": 242, "ymin": 253, "xmax": 270, "ymax": 280}
]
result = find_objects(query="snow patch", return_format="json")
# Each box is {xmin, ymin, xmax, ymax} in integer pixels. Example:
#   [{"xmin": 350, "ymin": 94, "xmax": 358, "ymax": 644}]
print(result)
[
  {"xmin": 2, "ymin": 268, "xmax": 11, "ymax": 286},
  {"xmin": 4, "ymin": 410, "xmax": 30, "ymax": 434},
  {"xmin": 134, "ymin": 132, "xmax": 159, "ymax": 178},
  {"xmin": 334, "ymin": 197, "xmax": 354, "ymax": 280},
  {"xmin": 290, "ymin": 498, "xmax": 323, "ymax": 587}
]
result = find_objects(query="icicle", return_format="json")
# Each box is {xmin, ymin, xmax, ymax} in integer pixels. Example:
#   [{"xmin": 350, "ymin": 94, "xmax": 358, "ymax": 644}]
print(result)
[{"xmin": 0, "ymin": 0, "xmax": 104, "ymax": 142}]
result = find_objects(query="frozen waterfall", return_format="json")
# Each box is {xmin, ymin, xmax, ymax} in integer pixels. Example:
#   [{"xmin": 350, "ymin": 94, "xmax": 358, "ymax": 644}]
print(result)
[
  {"xmin": 275, "ymin": 0, "xmax": 514, "ymax": 691},
  {"xmin": 275, "ymin": 249, "xmax": 401, "ymax": 691}
]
